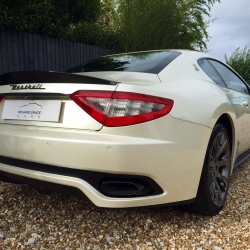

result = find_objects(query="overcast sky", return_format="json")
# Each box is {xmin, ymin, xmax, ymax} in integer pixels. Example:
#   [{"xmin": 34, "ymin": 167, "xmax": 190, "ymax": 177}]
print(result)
[{"xmin": 206, "ymin": 0, "xmax": 250, "ymax": 61}]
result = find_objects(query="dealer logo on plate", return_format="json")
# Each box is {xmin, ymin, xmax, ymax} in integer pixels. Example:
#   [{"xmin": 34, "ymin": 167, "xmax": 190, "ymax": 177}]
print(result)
[
  {"xmin": 17, "ymin": 102, "xmax": 43, "ymax": 119},
  {"xmin": 2, "ymin": 100, "xmax": 62, "ymax": 122}
]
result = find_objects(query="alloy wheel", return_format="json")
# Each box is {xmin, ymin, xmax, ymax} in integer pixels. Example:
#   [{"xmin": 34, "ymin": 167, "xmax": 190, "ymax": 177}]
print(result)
[{"xmin": 209, "ymin": 131, "xmax": 230, "ymax": 207}]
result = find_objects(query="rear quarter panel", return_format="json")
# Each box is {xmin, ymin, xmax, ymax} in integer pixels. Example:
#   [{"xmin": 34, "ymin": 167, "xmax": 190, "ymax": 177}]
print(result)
[{"xmin": 116, "ymin": 79, "xmax": 236, "ymax": 130}]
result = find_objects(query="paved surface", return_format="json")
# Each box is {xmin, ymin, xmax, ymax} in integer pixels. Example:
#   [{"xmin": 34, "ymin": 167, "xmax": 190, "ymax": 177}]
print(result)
[{"xmin": 0, "ymin": 160, "xmax": 249, "ymax": 250}]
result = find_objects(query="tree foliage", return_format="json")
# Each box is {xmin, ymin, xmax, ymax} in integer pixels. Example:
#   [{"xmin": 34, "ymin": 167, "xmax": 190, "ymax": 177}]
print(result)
[
  {"xmin": 0, "ymin": 0, "xmax": 103, "ymax": 37},
  {"xmin": 115, "ymin": 0, "xmax": 220, "ymax": 52},
  {"xmin": 0, "ymin": 0, "xmax": 69, "ymax": 37},
  {"xmin": 67, "ymin": 0, "xmax": 101, "ymax": 24},
  {"xmin": 225, "ymin": 47, "xmax": 250, "ymax": 84},
  {"xmin": 66, "ymin": 0, "xmax": 119, "ymax": 49},
  {"xmin": 0, "ymin": 0, "xmax": 220, "ymax": 52}
]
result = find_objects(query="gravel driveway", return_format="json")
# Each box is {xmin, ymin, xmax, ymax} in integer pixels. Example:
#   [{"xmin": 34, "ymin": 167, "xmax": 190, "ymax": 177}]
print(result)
[{"xmin": 0, "ymin": 160, "xmax": 249, "ymax": 250}]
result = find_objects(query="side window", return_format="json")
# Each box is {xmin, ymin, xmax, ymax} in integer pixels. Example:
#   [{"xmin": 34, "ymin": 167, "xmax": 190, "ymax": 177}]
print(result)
[
  {"xmin": 198, "ymin": 59, "xmax": 226, "ymax": 87},
  {"xmin": 208, "ymin": 60, "xmax": 249, "ymax": 94}
]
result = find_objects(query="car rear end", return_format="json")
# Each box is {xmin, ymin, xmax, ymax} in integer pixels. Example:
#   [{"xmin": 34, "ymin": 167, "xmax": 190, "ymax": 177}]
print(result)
[{"xmin": 0, "ymin": 51, "xmax": 211, "ymax": 208}]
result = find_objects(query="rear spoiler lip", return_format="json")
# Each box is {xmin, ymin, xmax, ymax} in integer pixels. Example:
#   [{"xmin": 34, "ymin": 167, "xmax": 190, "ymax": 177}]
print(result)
[
  {"xmin": 0, "ymin": 93, "xmax": 68, "ymax": 97},
  {"xmin": 0, "ymin": 71, "xmax": 118, "ymax": 86}
]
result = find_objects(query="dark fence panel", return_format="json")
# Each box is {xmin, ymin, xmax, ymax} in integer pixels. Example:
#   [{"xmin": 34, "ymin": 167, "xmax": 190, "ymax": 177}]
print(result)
[{"xmin": 0, "ymin": 28, "xmax": 112, "ymax": 75}]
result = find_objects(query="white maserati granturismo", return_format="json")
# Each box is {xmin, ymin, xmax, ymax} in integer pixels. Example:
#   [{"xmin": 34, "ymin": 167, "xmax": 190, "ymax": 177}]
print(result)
[{"xmin": 0, "ymin": 50, "xmax": 248, "ymax": 215}]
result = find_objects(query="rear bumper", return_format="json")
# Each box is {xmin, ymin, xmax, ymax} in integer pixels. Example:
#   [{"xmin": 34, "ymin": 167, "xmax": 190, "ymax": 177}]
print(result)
[
  {"xmin": 0, "ymin": 117, "xmax": 211, "ymax": 208},
  {"xmin": 0, "ymin": 168, "xmax": 195, "ymax": 207}
]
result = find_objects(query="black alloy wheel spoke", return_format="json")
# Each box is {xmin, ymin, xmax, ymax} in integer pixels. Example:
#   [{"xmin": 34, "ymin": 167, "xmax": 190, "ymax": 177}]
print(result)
[
  {"xmin": 216, "ymin": 155, "xmax": 229, "ymax": 167},
  {"xmin": 210, "ymin": 159, "xmax": 216, "ymax": 170},
  {"xmin": 217, "ymin": 172, "xmax": 228, "ymax": 192},
  {"xmin": 209, "ymin": 131, "xmax": 230, "ymax": 207},
  {"xmin": 210, "ymin": 180, "xmax": 216, "ymax": 197},
  {"xmin": 215, "ymin": 181, "xmax": 222, "ymax": 204},
  {"xmin": 214, "ymin": 134, "xmax": 227, "ymax": 160},
  {"xmin": 212, "ymin": 181, "xmax": 220, "ymax": 205}
]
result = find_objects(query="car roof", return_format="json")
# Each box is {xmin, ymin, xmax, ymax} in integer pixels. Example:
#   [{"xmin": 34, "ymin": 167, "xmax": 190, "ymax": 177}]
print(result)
[{"xmin": 102, "ymin": 49, "xmax": 219, "ymax": 62}]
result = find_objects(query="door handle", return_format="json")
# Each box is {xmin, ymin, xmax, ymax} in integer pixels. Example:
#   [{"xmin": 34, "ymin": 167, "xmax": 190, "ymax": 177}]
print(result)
[{"xmin": 242, "ymin": 101, "xmax": 249, "ymax": 107}]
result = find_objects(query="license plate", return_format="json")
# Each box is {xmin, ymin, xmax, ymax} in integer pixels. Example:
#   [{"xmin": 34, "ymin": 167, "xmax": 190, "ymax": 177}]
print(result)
[{"xmin": 2, "ymin": 100, "xmax": 62, "ymax": 122}]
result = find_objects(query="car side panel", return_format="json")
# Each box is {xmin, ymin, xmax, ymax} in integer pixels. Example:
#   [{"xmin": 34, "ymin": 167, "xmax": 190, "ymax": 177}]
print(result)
[{"xmin": 116, "ymin": 80, "xmax": 240, "ymax": 171}]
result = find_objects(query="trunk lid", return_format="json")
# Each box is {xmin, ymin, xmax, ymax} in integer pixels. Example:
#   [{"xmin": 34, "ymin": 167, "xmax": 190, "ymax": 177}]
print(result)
[
  {"xmin": 75, "ymin": 71, "xmax": 161, "ymax": 84},
  {"xmin": 0, "ymin": 71, "xmax": 118, "ymax": 131}
]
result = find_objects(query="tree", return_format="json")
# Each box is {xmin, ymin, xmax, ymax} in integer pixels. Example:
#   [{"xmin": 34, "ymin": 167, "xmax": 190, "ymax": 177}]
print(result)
[
  {"xmin": 0, "ymin": 0, "xmax": 220, "ymax": 52},
  {"xmin": 66, "ymin": 0, "xmax": 119, "ymax": 50},
  {"xmin": 0, "ymin": 0, "xmax": 69, "ymax": 37},
  {"xmin": 67, "ymin": 0, "xmax": 101, "ymax": 24},
  {"xmin": 0, "ymin": 0, "xmax": 103, "ymax": 38},
  {"xmin": 114, "ymin": 0, "xmax": 220, "ymax": 52},
  {"xmin": 225, "ymin": 47, "xmax": 250, "ymax": 84}
]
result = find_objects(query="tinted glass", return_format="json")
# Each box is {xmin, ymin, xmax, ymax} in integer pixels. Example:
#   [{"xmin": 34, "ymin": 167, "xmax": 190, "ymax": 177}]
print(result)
[
  {"xmin": 209, "ymin": 60, "xmax": 249, "ymax": 94},
  {"xmin": 67, "ymin": 51, "xmax": 181, "ymax": 74},
  {"xmin": 198, "ymin": 59, "xmax": 225, "ymax": 87}
]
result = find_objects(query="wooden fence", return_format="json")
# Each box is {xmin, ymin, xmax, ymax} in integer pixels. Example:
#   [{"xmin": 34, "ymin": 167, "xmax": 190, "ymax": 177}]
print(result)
[{"xmin": 0, "ymin": 28, "xmax": 112, "ymax": 75}]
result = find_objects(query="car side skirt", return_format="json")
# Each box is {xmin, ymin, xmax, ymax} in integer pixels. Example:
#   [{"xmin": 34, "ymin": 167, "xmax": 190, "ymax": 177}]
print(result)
[{"xmin": 234, "ymin": 148, "xmax": 250, "ymax": 168}]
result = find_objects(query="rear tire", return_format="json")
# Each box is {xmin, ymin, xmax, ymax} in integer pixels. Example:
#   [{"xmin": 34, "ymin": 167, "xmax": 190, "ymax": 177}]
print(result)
[{"xmin": 187, "ymin": 123, "xmax": 231, "ymax": 215}]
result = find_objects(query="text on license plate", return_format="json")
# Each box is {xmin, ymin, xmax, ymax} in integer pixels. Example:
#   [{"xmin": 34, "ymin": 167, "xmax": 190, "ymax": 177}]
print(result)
[{"xmin": 2, "ymin": 100, "xmax": 62, "ymax": 122}]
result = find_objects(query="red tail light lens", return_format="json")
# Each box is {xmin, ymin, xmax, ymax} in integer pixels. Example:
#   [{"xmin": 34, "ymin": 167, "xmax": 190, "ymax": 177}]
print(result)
[
  {"xmin": 70, "ymin": 91, "xmax": 174, "ymax": 127},
  {"xmin": 0, "ymin": 97, "xmax": 3, "ymax": 102}
]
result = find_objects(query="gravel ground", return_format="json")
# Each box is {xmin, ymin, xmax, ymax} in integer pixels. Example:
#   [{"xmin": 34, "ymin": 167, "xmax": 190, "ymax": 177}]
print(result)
[{"xmin": 0, "ymin": 160, "xmax": 249, "ymax": 250}]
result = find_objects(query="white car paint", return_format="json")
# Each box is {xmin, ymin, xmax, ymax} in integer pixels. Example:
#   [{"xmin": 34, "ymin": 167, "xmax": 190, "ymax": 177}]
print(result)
[{"xmin": 0, "ymin": 50, "xmax": 247, "ymax": 209}]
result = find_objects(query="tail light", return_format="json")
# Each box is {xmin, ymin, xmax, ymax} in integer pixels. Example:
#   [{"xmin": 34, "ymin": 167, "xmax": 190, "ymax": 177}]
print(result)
[
  {"xmin": 0, "ymin": 97, "xmax": 3, "ymax": 102},
  {"xmin": 70, "ymin": 91, "xmax": 174, "ymax": 127}
]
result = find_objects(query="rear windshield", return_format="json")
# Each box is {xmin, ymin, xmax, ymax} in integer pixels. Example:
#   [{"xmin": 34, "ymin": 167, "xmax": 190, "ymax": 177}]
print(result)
[{"xmin": 67, "ymin": 51, "xmax": 181, "ymax": 74}]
